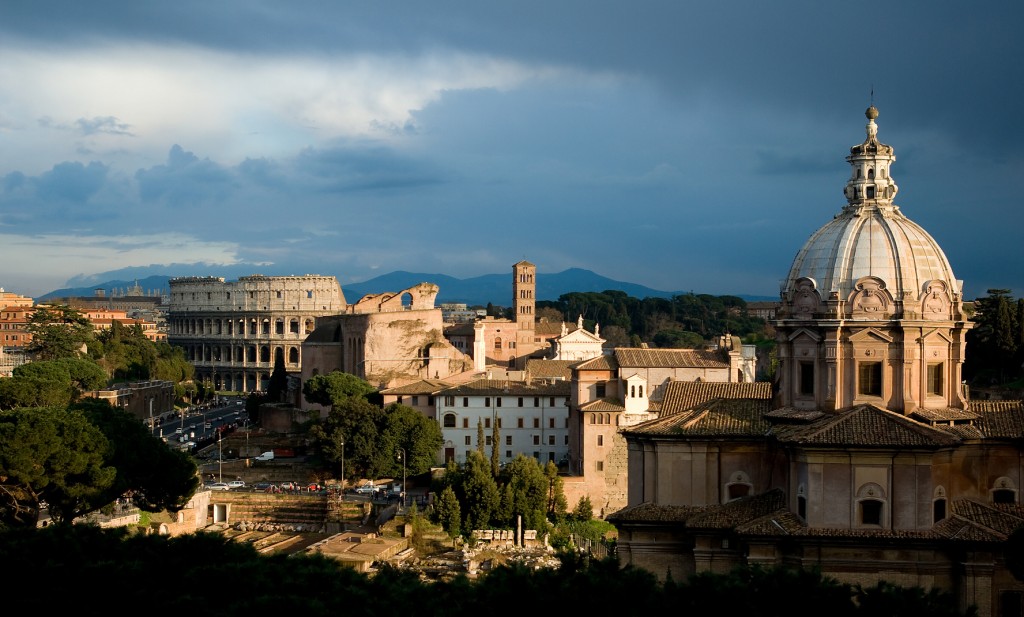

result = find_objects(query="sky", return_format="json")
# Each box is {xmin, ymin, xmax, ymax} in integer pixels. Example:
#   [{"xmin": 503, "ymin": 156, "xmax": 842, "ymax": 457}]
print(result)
[{"xmin": 1, "ymin": 2, "xmax": 1022, "ymax": 301}]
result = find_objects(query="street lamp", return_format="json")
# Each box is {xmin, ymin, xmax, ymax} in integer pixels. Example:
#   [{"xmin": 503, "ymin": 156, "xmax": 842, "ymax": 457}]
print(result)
[
  {"xmin": 218, "ymin": 433, "xmax": 223, "ymax": 483},
  {"xmin": 396, "ymin": 447, "xmax": 406, "ymax": 508}
]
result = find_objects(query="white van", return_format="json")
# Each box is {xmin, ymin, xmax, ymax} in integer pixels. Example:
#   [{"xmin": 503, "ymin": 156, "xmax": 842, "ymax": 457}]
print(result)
[{"xmin": 254, "ymin": 451, "xmax": 274, "ymax": 461}]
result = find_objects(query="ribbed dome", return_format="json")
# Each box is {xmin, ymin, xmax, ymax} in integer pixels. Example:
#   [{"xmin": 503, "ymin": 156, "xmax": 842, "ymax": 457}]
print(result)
[
  {"xmin": 786, "ymin": 207, "xmax": 957, "ymax": 301},
  {"xmin": 783, "ymin": 107, "xmax": 959, "ymax": 306}
]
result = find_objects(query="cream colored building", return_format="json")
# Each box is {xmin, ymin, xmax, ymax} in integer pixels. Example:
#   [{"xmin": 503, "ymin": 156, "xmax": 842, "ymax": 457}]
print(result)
[
  {"xmin": 167, "ymin": 275, "xmax": 346, "ymax": 392},
  {"xmin": 299, "ymin": 282, "xmax": 474, "ymax": 415},
  {"xmin": 609, "ymin": 107, "xmax": 1021, "ymax": 617}
]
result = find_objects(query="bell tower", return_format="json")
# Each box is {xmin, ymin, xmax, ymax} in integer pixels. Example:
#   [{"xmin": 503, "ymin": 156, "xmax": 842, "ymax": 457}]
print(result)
[{"xmin": 512, "ymin": 260, "xmax": 536, "ymax": 365}]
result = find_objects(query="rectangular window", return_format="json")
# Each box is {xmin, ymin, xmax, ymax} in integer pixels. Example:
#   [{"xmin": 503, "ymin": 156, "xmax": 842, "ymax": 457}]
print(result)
[
  {"xmin": 596, "ymin": 382, "xmax": 606, "ymax": 397},
  {"xmin": 463, "ymin": 418, "xmax": 469, "ymax": 428},
  {"xmin": 533, "ymin": 418, "xmax": 540, "ymax": 428},
  {"xmin": 485, "ymin": 418, "xmax": 491, "ymax": 429},
  {"xmin": 497, "ymin": 418, "xmax": 502, "ymax": 429},
  {"xmin": 465, "ymin": 436, "xmax": 471, "ymax": 445},
  {"xmin": 506, "ymin": 450, "xmax": 512, "ymax": 459},
  {"xmin": 596, "ymin": 461, "xmax": 604, "ymax": 472},
  {"xmin": 506, "ymin": 436, "xmax": 512, "ymax": 446},
  {"xmin": 496, "ymin": 397, "xmax": 501, "ymax": 407},
  {"xmin": 466, "ymin": 450, "xmax": 472, "ymax": 461},
  {"xmin": 534, "ymin": 397, "xmax": 539, "ymax": 407},
  {"xmin": 445, "ymin": 396, "xmax": 455, "ymax": 406},
  {"xmin": 518, "ymin": 397, "xmax": 524, "ymax": 407},
  {"xmin": 517, "ymin": 418, "xmax": 524, "ymax": 428},
  {"xmin": 486, "ymin": 436, "xmax": 492, "ymax": 446},
  {"xmin": 928, "ymin": 363, "xmax": 944, "ymax": 396},
  {"xmin": 533, "ymin": 435, "xmax": 540, "ymax": 445},
  {"xmin": 597, "ymin": 435, "xmax": 604, "ymax": 446},
  {"xmin": 799, "ymin": 361, "xmax": 814, "ymax": 396},
  {"xmin": 858, "ymin": 362, "xmax": 883, "ymax": 396},
  {"xmin": 485, "ymin": 397, "xmax": 490, "ymax": 407},
  {"xmin": 564, "ymin": 435, "xmax": 569, "ymax": 445},
  {"xmin": 548, "ymin": 435, "xmax": 555, "ymax": 445},
  {"xmin": 463, "ymin": 397, "xmax": 469, "ymax": 407},
  {"xmin": 549, "ymin": 418, "xmax": 555, "ymax": 428},
  {"xmin": 412, "ymin": 395, "xmax": 419, "ymax": 406},
  {"xmin": 550, "ymin": 397, "xmax": 556, "ymax": 406}
]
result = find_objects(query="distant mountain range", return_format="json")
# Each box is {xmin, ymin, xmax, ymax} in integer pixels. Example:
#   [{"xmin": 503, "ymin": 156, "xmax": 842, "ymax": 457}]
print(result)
[{"xmin": 37, "ymin": 268, "xmax": 774, "ymax": 306}]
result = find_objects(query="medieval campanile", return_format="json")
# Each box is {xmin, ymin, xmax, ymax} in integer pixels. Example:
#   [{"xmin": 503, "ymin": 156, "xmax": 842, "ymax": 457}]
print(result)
[{"xmin": 513, "ymin": 260, "xmax": 536, "ymax": 363}]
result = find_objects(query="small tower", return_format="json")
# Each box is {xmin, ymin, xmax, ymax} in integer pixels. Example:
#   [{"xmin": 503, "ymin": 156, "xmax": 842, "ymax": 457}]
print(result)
[{"xmin": 512, "ymin": 260, "xmax": 536, "ymax": 366}]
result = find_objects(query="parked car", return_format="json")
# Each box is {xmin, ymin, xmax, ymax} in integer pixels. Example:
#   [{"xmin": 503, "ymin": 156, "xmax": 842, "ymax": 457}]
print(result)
[
  {"xmin": 354, "ymin": 482, "xmax": 376, "ymax": 494},
  {"xmin": 206, "ymin": 482, "xmax": 230, "ymax": 491},
  {"xmin": 278, "ymin": 481, "xmax": 297, "ymax": 491},
  {"xmin": 227, "ymin": 480, "xmax": 245, "ymax": 489},
  {"xmin": 252, "ymin": 481, "xmax": 273, "ymax": 491}
]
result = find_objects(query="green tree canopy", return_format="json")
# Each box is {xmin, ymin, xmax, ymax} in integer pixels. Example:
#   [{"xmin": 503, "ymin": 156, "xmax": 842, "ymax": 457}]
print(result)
[
  {"xmin": 302, "ymin": 371, "xmax": 377, "ymax": 410},
  {"xmin": 71, "ymin": 399, "xmax": 199, "ymax": 513},
  {"xmin": 24, "ymin": 304, "xmax": 94, "ymax": 361},
  {"xmin": 0, "ymin": 406, "xmax": 115, "ymax": 527}
]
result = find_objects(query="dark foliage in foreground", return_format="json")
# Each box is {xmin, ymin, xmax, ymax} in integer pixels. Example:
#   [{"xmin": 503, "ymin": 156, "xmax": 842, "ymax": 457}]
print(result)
[{"xmin": 0, "ymin": 525, "xmax": 973, "ymax": 617}]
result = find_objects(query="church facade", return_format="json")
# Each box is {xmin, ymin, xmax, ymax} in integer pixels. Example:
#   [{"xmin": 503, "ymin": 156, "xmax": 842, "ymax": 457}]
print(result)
[{"xmin": 609, "ymin": 108, "xmax": 1024, "ymax": 617}]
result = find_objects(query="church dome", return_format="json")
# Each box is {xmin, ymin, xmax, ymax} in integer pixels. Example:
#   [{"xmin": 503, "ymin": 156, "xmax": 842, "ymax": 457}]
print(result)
[{"xmin": 782, "ymin": 107, "xmax": 960, "ymax": 312}]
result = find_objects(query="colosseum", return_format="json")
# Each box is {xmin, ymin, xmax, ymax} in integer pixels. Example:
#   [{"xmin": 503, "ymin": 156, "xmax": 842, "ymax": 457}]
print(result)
[{"xmin": 166, "ymin": 275, "xmax": 346, "ymax": 392}]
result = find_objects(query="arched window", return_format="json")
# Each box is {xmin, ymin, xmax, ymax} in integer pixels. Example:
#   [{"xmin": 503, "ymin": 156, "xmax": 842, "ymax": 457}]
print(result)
[
  {"xmin": 860, "ymin": 499, "xmax": 883, "ymax": 525},
  {"xmin": 856, "ymin": 483, "xmax": 887, "ymax": 526},
  {"xmin": 288, "ymin": 347, "xmax": 299, "ymax": 364},
  {"xmin": 725, "ymin": 471, "xmax": 752, "ymax": 502},
  {"xmin": 992, "ymin": 477, "xmax": 1018, "ymax": 504},
  {"xmin": 494, "ymin": 337, "xmax": 502, "ymax": 350},
  {"xmin": 443, "ymin": 414, "xmax": 457, "ymax": 428}
]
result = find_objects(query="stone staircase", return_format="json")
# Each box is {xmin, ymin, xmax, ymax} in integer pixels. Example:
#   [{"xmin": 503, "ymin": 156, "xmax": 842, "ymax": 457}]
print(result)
[{"xmin": 208, "ymin": 492, "xmax": 330, "ymax": 527}]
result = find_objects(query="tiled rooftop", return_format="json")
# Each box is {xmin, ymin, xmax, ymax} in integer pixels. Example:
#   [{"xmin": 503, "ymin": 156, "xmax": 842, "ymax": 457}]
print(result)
[
  {"xmin": 614, "ymin": 347, "xmax": 729, "ymax": 368},
  {"xmin": 439, "ymin": 378, "xmax": 571, "ymax": 396},
  {"xmin": 659, "ymin": 381, "xmax": 772, "ymax": 417},
  {"xmin": 524, "ymin": 359, "xmax": 576, "ymax": 381}
]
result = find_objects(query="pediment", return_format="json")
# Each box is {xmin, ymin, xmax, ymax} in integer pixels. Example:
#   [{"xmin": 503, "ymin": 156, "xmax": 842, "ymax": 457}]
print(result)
[
  {"xmin": 558, "ymin": 329, "xmax": 604, "ymax": 344},
  {"xmin": 787, "ymin": 327, "xmax": 822, "ymax": 343},
  {"xmin": 848, "ymin": 327, "xmax": 894, "ymax": 344},
  {"xmin": 623, "ymin": 372, "xmax": 648, "ymax": 385},
  {"xmin": 919, "ymin": 328, "xmax": 954, "ymax": 345}
]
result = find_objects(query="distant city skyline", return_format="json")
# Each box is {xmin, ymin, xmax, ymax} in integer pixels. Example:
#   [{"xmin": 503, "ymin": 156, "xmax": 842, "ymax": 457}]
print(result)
[{"xmin": 1, "ymin": 2, "xmax": 1022, "ymax": 300}]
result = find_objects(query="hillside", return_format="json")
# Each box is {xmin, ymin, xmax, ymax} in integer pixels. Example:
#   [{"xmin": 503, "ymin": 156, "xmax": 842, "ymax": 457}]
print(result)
[{"xmin": 37, "ymin": 269, "xmax": 774, "ymax": 306}]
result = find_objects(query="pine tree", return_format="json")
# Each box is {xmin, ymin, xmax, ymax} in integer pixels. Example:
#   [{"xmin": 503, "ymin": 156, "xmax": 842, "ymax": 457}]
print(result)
[
  {"xmin": 476, "ymin": 418, "xmax": 485, "ymax": 455},
  {"xmin": 491, "ymin": 418, "xmax": 501, "ymax": 476}
]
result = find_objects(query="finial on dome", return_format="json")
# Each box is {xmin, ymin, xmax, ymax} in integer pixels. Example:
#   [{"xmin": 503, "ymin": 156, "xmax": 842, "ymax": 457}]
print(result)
[{"xmin": 866, "ymin": 106, "xmax": 879, "ymax": 120}]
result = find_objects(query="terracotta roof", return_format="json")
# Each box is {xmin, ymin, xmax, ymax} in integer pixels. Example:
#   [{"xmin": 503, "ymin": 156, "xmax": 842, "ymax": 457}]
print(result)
[
  {"xmin": 911, "ymin": 407, "xmax": 980, "ymax": 422},
  {"xmin": 444, "ymin": 322, "xmax": 475, "ymax": 336},
  {"xmin": 625, "ymin": 397, "xmax": 774, "ymax": 437},
  {"xmin": 966, "ymin": 400, "xmax": 1024, "ymax": 438},
  {"xmin": 606, "ymin": 501, "xmax": 709, "ymax": 524},
  {"xmin": 535, "ymin": 322, "xmax": 572, "ymax": 337},
  {"xmin": 579, "ymin": 398, "xmax": 626, "ymax": 412},
  {"xmin": 524, "ymin": 359, "xmax": 575, "ymax": 381},
  {"xmin": 659, "ymin": 381, "xmax": 772, "ymax": 417},
  {"xmin": 771, "ymin": 404, "xmax": 960, "ymax": 448},
  {"xmin": 686, "ymin": 489, "xmax": 788, "ymax": 529},
  {"xmin": 380, "ymin": 379, "xmax": 452, "ymax": 395},
  {"xmin": 763, "ymin": 407, "xmax": 828, "ymax": 422},
  {"xmin": 439, "ymin": 379, "xmax": 571, "ymax": 396},
  {"xmin": 614, "ymin": 347, "xmax": 729, "ymax": 369},
  {"xmin": 573, "ymin": 354, "xmax": 618, "ymax": 371}
]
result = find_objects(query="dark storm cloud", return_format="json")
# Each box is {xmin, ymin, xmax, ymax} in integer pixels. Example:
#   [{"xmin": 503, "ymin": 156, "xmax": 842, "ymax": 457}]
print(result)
[
  {"xmin": 2, "ymin": 1, "xmax": 1022, "ymax": 299},
  {"xmin": 135, "ymin": 145, "xmax": 234, "ymax": 206}
]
